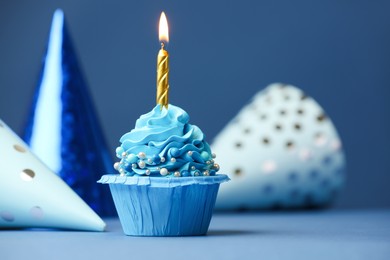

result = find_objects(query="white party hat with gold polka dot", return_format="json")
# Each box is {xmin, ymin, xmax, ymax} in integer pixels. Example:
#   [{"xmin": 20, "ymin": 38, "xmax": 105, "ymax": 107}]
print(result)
[
  {"xmin": 213, "ymin": 83, "xmax": 346, "ymax": 210},
  {"xmin": 0, "ymin": 120, "xmax": 106, "ymax": 231}
]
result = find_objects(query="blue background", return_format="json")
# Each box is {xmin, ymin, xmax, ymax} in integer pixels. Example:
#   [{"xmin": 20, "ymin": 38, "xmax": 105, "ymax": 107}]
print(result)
[{"xmin": 0, "ymin": 0, "xmax": 389, "ymax": 208}]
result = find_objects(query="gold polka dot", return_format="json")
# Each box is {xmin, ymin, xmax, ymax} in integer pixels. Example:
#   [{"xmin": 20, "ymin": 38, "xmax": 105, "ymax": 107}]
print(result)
[
  {"xmin": 294, "ymin": 123, "xmax": 302, "ymax": 131},
  {"xmin": 20, "ymin": 169, "xmax": 35, "ymax": 181},
  {"xmin": 262, "ymin": 137, "xmax": 270, "ymax": 145},
  {"xmin": 279, "ymin": 109, "xmax": 286, "ymax": 116},
  {"xmin": 13, "ymin": 144, "xmax": 26, "ymax": 153},
  {"xmin": 275, "ymin": 124, "xmax": 282, "ymax": 131},
  {"xmin": 243, "ymin": 128, "xmax": 251, "ymax": 134},
  {"xmin": 317, "ymin": 113, "xmax": 327, "ymax": 122},
  {"xmin": 301, "ymin": 94, "xmax": 308, "ymax": 100},
  {"xmin": 234, "ymin": 168, "xmax": 242, "ymax": 176},
  {"xmin": 286, "ymin": 141, "xmax": 294, "ymax": 149},
  {"xmin": 260, "ymin": 114, "xmax": 267, "ymax": 120},
  {"xmin": 235, "ymin": 142, "xmax": 242, "ymax": 148},
  {"xmin": 297, "ymin": 108, "xmax": 304, "ymax": 115}
]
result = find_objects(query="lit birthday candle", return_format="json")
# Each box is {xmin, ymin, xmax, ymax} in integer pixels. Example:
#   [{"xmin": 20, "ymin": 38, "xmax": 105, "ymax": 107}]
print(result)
[{"xmin": 156, "ymin": 12, "xmax": 170, "ymax": 109}]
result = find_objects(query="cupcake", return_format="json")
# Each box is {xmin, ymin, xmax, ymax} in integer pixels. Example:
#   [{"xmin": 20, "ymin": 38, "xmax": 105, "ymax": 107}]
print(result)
[
  {"xmin": 98, "ymin": 104, "xmax": 229, "ymax": 236},
  {"xmin": 99, "ymin": 12, "xmax": 229, "ymax": 236}
]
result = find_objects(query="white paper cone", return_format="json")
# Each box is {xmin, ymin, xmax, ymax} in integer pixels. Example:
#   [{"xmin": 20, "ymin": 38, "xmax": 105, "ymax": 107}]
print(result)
[
  {"xmin": 0, "ymin": 120, "xmax": 106, "ymax": 231},
  {"xmin": 213, "ymin": 83, "xmax": 346, "ymax": 210}
]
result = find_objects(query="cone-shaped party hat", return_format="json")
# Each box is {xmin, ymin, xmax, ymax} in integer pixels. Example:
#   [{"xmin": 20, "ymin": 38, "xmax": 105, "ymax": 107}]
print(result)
[
  {"xmin": 0, "ymin": 120, "xmax": 106, "ymax": 231},
  {"xmin": 23, "ymin": 9, "xmax": 115, "ymax": 216},
  {"xmin": 213, "ymin": 83, "xmax": 346, "ymax": 210}
]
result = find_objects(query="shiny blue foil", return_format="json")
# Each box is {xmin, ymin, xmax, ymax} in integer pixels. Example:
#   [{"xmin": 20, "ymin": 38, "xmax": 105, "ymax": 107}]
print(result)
[{"xmin": 23, "ymin": 9, "xmax": 116, "ymax": 216}]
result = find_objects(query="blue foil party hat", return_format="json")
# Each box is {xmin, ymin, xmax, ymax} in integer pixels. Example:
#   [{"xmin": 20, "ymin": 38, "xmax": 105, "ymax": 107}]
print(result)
[{"xmin": 23, "ymin": 9, "xmax": 116, "ymax": 216}]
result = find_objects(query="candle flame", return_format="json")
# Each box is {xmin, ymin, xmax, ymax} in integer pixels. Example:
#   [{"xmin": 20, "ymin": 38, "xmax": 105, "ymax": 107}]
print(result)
[{"xmin": 159, "ymin": 12, "xmax": 169, "ymax": 43}]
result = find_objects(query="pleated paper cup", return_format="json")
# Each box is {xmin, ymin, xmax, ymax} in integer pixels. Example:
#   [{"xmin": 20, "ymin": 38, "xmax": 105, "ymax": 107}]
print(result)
[{"xmin": 98, "ymin": 174, "xmax": 229, "ymax": 236}]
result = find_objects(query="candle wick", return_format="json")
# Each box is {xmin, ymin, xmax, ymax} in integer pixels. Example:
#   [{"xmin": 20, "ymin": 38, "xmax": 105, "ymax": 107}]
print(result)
[{"xmin": 161, "ymin": 42, "xmax": 165, "ymax": 49}]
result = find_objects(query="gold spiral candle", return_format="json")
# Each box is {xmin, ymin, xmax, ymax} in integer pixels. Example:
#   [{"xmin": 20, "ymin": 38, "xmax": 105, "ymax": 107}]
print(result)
[
  {"xmin": 156, "ymin": 44, "xmax": 169, "ymax": 108},
  {"xmin": 157, "ymin": 12, "xmax": 170, "ymax": 109}
]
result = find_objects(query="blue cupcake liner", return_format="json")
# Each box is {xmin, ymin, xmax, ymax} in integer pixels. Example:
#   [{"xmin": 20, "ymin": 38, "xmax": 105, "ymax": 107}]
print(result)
[{"xmin": 98, "ymin": 174, "xmax": 229, "ymax": 236}]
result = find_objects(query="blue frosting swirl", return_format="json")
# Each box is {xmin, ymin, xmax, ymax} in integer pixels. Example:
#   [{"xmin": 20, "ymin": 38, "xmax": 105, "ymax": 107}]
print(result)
[{"xmin": 114, "ymin": 104, "xmax": 220, "ymax": 177}]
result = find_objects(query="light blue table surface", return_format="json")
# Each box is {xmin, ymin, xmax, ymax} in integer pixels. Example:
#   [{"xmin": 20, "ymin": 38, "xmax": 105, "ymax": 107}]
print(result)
[{"xmin": 1, "ymin": 209, "xmax": 389, "ymax": 260}]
